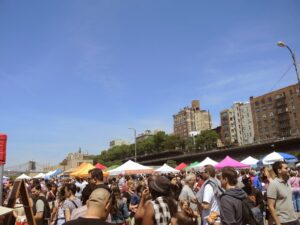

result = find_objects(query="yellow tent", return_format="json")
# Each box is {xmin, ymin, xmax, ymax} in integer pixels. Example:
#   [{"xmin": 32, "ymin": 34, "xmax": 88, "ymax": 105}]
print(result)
[
  {"xmin": 70, "ymin": 163, "xmax": 95, "ymax": 178},
  {"xmin": 66, "ymin": 162, "xmax": 87, "ymax": 174}
]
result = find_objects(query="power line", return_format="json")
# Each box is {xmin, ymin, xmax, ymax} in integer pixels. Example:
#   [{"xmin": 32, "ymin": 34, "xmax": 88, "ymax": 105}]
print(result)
[{"xmin": 269, "ymin": 64, "xmax": 293, "ymax": 92}]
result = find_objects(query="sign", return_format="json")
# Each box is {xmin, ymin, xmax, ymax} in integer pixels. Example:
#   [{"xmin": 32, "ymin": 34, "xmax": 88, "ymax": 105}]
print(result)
[{"xmin": 0, "ymin": 134, "xmax": 7, "ymax": 165}]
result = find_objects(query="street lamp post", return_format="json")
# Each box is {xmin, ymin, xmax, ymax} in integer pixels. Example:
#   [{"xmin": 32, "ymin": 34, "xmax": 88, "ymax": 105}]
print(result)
[
  {"xmin": 277, "ymin": 41, "xmax": 300, "ymax": 85},
  {"xmin": 129, "ymin": 128, "xmax": 137, "ymax": 162}
]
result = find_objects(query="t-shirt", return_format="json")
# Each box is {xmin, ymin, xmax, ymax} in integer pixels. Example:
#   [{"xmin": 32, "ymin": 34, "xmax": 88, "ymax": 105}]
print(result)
[
  {"xmin": 130, "ymin": 193, "xmax": 141, "ymax": 205},
  {"xmin": 289, "ymin": 177, "xmax": 300, "ymax": 192},
  {"xmin": 35, "ymin": 199, "xmax": 45, "ymax": 225},
  {"xmin": 75, "ymin": 181, "xmax": 88, "ymax": 198},
  {"xmin": 179, "ymin": 185, "xmax": 198, "ymax": 211},
  {"xmin": 63, "ymin": 217, "xmax": 113, "ymax": 225},
  {"xmin": 202, "ymin": 183, "xmax": 220, "ymax": 225},
  {"xmin": 267, "ymin": 177, "xmax": 297, "ymax": 223},
  {"xmin": 63, "ymin": 198, "xmax": 82, "ymax": 214},
  {"xmin": 71, "ymin": 205, "xmax": 87, "ymax": 220}
]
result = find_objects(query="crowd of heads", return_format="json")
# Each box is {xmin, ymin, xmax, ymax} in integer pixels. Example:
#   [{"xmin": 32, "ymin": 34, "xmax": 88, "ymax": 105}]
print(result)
[{"xmin": 2, "ymin": 161, "xmax": 300, "ymax": 225}]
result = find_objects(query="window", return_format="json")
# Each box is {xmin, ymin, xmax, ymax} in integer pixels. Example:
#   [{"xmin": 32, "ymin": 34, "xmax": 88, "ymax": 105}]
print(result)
[
  {"xmin": 255, "ymin": 101, "xmax": 259, "ymax": 106},
  {"xmin": 268, "ymin": 97, "xmax": 272, "ymax": 102}
]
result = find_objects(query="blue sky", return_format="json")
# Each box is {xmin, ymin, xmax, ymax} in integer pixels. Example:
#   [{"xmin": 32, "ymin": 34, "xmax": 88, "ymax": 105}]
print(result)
[{"xmin": 1, "ymin": 1, "xmax": 300, "ymax": 167}]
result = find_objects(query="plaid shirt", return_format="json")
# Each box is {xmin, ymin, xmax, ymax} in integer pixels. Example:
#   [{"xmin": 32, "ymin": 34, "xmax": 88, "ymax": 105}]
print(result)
[{"xmin": 151, "ymin": 197, "xmax": 171, "ymax": 225}]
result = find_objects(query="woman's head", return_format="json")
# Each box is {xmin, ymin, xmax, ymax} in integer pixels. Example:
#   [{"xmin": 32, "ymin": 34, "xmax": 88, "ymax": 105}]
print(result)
[
  {"xmin": 148, "ymin": 175, "xmax": 171, "ymax": 199},
  {"xmin": 171, "ymin": 212, "xmax": 195, "ymax": 225},
  {"xmin": 111, "ymin": 185, "xmax": 121, "ymax": 199},
  {"xmin": 179, "ymin": 200, "xmax": 190, "ymax": 210},
  {"xmin": 127, "ymin": 180, "xmax": 135, "ymax": 192},
  {"xmin": 64, "ymin": 183, "xmax": 77, "ymax": 198},
  {"xmin": 58, "ymin": 186, "xmax": 66, "ymax": 202}
]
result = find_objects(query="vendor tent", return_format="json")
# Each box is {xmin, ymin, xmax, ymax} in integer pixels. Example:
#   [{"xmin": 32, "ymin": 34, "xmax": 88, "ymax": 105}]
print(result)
[
  {"xmin": 33, "ymin": 173, "xmax": 45, "ymax": 179},
  {"xmin": 215, "ymin": 156, "xmax": 250, "ymax": 169},
  {"xmin": 260, "ymin": 152, "xmax": 298, "ymax": 165},
  {"xmin": 155, "ymin": 164, "xmax": 180, "ymax": 173},
  {"xmin": 241, "ymin": 156, "xmax": 258, "ymax": 166},
  {"xmin": 16, "ymin": 174, "xmax": 31, "ymax": 180},
  {"xmin": 192, "ymin": 157, "xmax": 218, "ymax": 169},
  {"xmin": 64, "ymin": 167, "xmax": 77, "ymax": 174},
  {"xmin": 108, "ymin": 160, "xmax": 153, "ymax": 175},
  {"xmin": 95, "ymin": 163, "xmax": 107, "ymax": 170},
  {"xmin": 70, "ymin": 163, "xmax": 95, "ymax": 177},
  {"xmin": 51, "ymin": 169, "xmax": 63, "ymax": 177},
  {"xmin": 70, "ymin": 162, "xmax": 87, "ymax": 173},
  {"xmin": 44, "ymin": 171, "xmax": 55, "ymax": 180},
  {"xmin": 184, "ymin": 161, "xmax": 199, "ymax": 171},
  {"xmin": 104, "ymin": 165, "xmax": 119, "ymax": 172},
  {"xmin": 175, "ymin": 163, "xmax": 187, "ymax": 171}
]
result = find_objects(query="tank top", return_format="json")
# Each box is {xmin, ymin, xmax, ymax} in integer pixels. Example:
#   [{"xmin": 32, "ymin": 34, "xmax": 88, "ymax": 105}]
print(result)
[{"xmin": 150, "ymin": 197, "xmax": 171, "ymax": 225}]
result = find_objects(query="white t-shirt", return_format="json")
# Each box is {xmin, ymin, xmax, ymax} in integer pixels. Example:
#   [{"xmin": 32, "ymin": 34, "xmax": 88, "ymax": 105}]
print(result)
[
  {"xmin": 75, "ymin": 181, "xmax": 87, "ymax": 198},
  {"xmin": 202, "ymin": 184, "xmax": 220, "ymax": 225}
]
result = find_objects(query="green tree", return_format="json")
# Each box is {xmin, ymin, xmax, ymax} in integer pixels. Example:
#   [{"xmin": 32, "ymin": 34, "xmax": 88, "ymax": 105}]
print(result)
[
  {"xmin": 195, "ymin": 130, "xmax": 219, "ymax": 151},
  {"xmin": 163, "ymin": 135, "xmax": 182, "ymax": 150},
  {"xmin": 166, "ymin": 159, "xmax": 177, "ymax": 167},
  {"xmin": 137, "ymin": 137, "xmax": 155, "ymax": 154},
  {"xmin": 153, "ymin": 131, "xmax": 167, "ymax": 152},
  {"xmin": 185, "ymin": 137, "xmax": 195, "ymax": 152}
]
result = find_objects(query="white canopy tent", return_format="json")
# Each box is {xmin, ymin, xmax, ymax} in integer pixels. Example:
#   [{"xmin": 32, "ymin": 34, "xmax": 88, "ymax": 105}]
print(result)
[
  {"xmin": 262, "ymin": 152, "xmax": 284, "ymax": 165},
  {"xmin": 155, "ymin": 164, "xmax": 180, "ymax": 173},
  {"xmin": 108, "ymin": 160, "xmax": 153, "ymax": 175},
  {"xmin": 192, "ymin": 157, "xmax": 218, "ymax": 169},
  {"xmin": 33, "ymin": 173, "xmax": 45, "ymax": 179},
  {"xmin": 241, "ymin": 156, "xmax": 259, "ymax": 166},
  {"xmin": 16, "ymin": 174, "xmax": 31, "ymax": 180}
]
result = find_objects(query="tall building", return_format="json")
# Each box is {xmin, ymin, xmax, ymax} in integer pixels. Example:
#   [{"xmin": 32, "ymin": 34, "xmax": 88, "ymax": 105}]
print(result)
[
  {"xmin": 173, "ymin": 100, "xmax": 212, "ymax": 139},
  {"xmin": 110, "ymin": 139, "xmax": 130, "ymax": 147},
  {"xmin": 136, "ymin": 129, "xmax": 163, "ymax": 142},
  {"xmin": 250, "ymin": 83, "xmax": 300, "ymax": 142},
  {"xmin": 220, "ymin": 102, "xmax": 254, "ymax": 146}
]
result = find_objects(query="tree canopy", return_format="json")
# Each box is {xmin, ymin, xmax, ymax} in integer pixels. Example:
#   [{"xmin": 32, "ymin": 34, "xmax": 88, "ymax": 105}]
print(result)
[{"xmin": 94, "ymin": 130, "xmax": 219, "ymax": 165}]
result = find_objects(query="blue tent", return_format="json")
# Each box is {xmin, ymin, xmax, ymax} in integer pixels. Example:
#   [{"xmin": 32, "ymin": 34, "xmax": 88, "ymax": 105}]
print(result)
[
  {"xmin": 257, "ymin": 152, "xmax": 298, "ymax": 167},
  {"xmin": 45, "ymin": 169, "xmax": 63, "ymax": 180}
]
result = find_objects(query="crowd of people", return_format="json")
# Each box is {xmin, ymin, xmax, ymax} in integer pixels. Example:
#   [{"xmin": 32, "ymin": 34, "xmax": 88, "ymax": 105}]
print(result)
[{"xmin": 2, "ymin": 161, "xmax": 300, "ymax": 225}]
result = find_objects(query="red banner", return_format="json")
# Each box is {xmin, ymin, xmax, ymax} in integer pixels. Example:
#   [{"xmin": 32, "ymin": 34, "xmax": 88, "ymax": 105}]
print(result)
[{"xmin": 0, "ymin": 134, "xmax": 7, "ymax": 165}]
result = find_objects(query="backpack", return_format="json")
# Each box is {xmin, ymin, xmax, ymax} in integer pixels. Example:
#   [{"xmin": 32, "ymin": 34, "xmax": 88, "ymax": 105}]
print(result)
[{"xmin": 241, "ymin": 198, "xmax": 259, "ymax": 225}]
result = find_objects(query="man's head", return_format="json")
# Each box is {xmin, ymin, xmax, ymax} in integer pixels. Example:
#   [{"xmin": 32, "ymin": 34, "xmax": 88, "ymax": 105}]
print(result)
[
  {"xmin": 221, "ymin": 167, "xmax": 238, "ymax": 189},
  {"xmin": 203, "ymin": 165, "xmax": 216, "ymax": 180},
  {"xmin": 31, "ymin": 185, "xmax": 42, "ymax": 198},
  {"xmin": 272, "ymin": 161, "xmax": 289, "ymax": 181},
  {"xmin": 185, "ymin": 174, "xmax": 196, "ymax": 187},
  {"xmin": 4, "ymin": 180, "xmax": 13, "ymax": 189},
  {"xmin": 90, "ymin": 168, "xmax": 103, "ymax": 183},
  {"xmin": 86, "ymin": 188, "xmax": 112, "ymax": 220}
]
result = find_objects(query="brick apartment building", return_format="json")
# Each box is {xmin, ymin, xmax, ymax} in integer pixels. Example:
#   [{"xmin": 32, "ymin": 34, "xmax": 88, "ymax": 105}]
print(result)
[
  {"xmin": 250, "ymin": 83, "xmax": 300, "ymax": 142},
  {"xmin": 173, "ymin": 100, "xmax": 212, "ymax": 139}
]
